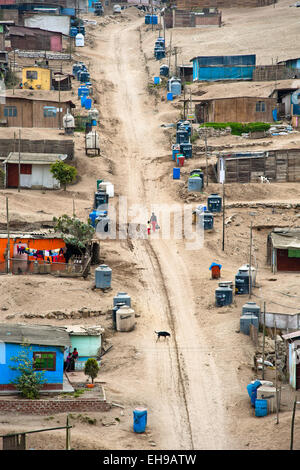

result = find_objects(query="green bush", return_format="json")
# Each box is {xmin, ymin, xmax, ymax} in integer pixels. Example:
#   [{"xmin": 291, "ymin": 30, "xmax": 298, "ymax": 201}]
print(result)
[
  {"xmin": 199, "ymin": 122, "xmax": 271, "ymax": 135},
  {"xmin": 84, "ymin": 358, "xmax": 99, "ymax": 384}
]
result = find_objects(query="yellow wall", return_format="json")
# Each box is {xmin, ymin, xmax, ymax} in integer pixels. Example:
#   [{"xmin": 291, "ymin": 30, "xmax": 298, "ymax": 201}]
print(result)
[{"xmin": 22, "ymin": 67, "xmax": 51, "ymax": 91}]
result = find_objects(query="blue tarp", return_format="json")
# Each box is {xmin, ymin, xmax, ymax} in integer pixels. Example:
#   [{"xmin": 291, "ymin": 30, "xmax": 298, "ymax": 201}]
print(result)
[
  {"xmin": 272, "ymin": 109, "xmax": 278, "ymax": 121},
  {"xmin": 209, "ymin": 262, "xmax": 222, "ymax": 271},
  {"xmin": 247, "ymin": 380, "xmax": 261, "ymax": 407}
]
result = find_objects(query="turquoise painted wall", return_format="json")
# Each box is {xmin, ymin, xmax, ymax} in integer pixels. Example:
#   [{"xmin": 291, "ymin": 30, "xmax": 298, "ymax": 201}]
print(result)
[{"xmin": 70, "ymin": 335, "xmax": 101, "ymax": 358}]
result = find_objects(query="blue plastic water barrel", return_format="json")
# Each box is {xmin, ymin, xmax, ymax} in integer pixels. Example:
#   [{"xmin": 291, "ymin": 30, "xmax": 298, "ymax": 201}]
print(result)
[
  {"xmin": 173, "ymin": 168, "xmax": 180, "ymax": 179},
  {"xmin": 255, "ymin": 399, "xmax": 268, "ymax": 417},
  {"xmin": 167, "ymin": 93, "xmax": 173, "ymax": 101},
  {"xmin": 133, "ymin": 408, "xmax": 147, "ymax": 433},
  {"xmin": 95, "ymin": 264, "xmax": 112, "ymax": 289},
  {"xmin": 84, "ymin": 98, "xmax": 92, "ymax": 110},
  {"xmin": 152, "ymin": 15, "xmax": 158, "ymax": 25},
  {"xmin": 81, "ymin": 95, "xmax": 87, "ymax": 107},
  {"xmin": 154, "ymin": 76, "xmax": 160, "ymax": 85},
  {"xmin": 145, "ymin": 14, "xmax": 150, "ymax": 24},
  {"xmin": 172, "ymin": 148, "xmax": 180, "ymax": 161}
]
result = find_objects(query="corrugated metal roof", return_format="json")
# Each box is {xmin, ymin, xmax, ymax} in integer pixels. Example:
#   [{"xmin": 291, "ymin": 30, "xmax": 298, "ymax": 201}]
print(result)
[
  {"xmin": 0, "ymin": 231, "xmax": 64, "ymax": 239},
  {"xmin": 5, "ymin": 152, "xmax": 67, "ymax": 164},
  {"xmin": 64, "ymin": 325, "xmax": 104, "ymax": 336},
  {"xmin": 0, "ymin": 323, "xmax": 71, "ymax": 347},
  {"xmin": 282, "ymin": 331, "xmax": 300, "ymax": 341},
  {"xmin": 271, "ymin": 230, "xmax": 300, "ymax": 249}
]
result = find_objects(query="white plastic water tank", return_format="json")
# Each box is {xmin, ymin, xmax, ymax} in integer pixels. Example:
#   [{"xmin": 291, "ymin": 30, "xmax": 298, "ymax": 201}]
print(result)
[
  {"xmin": 86, "ymin": 131, "xmax": 100, "ymax": 150},
  {"xmin": 75, "ymin": 33, "xmax": 85, "ymax": 47},
  {"xmin": 116, "ymin": 305, "xmax": 135, "ymax": 332},
  {"xmin": 63, "ymin": 111, "xmax": 75, "ymax": 129},
  {"xmin": 99, "ymin": 181, "xmax": 114, "ymax": 198}
]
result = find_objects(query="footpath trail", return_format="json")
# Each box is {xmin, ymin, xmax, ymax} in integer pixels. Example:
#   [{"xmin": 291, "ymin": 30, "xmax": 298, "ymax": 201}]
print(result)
[{"xmin": 85, "ymin": 16, "xmax": 234, "ymax": 449}]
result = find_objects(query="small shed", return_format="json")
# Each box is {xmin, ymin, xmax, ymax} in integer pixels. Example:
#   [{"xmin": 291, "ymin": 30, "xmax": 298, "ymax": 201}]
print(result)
[
  {"xmin": 4, "ymin": 152, "xmax": 68, "ymax": 189},
  {"xmin": 0, "ymin": 323, "xmax": 71, "ymax": 392},
  {"xmin": 267, "ymin": 228, "xmax": 300, "ymax": 273},
  {"xmin": 64, "ymin": 325, "xmax": 104, "ymax": 371},
  {"xmin": 0, "ymin": 92, "xmax": 76, "ymax": 128},
  {"xmin": 22, "ymin": 66, "xmax": 52, "ymax": 90},
  {"xmin": 195, "ymin": 96, "xmax": 276, "ymax": 123},
  {"xmin": 8, "ymin": 25, "xmax": 64, "ymax": 52},
  {"xmin": 282, "ymin": 331, "xmax": 300, "ymax": 390}
]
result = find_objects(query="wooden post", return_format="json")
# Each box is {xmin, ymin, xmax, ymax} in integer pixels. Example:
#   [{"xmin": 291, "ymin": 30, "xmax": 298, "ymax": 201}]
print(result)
[
  {"xmin": 6, "ymin": 196, "xmax": 10, "ymax": 273},
  {"xmin": 205, "ymin": 130, "xmax": 208, "ymax": 187},
  {"xmin": 66, "ymin": 415, "xmax": 71, "ymax": 450},
  {"xmin": 12, "ymin": 49, "xmax": 15, "ymax": 96},
  {"xmin": 249, "ymin": 221, "xmax": 253, "ymax": 299},
  {"xmin": 275, "ymin": 321, "xmax": 279, "ymax": 424},
  {"xmin": 58, "ymin": 77, "xmax": 61, "ymax": 130},
  {"xmin": 72, "ymin": 198, "xmax": 75, "ymax": 218},
  {"xmin": 262, "ymin": 302, "xmax": 266, "ymax": 380},
  {"xmin": 18, "ymin": 129, "xmax": 21, "ymax": 193},
  {"xmin": 290, "ymin": 399, "xmax": 297, "ymax": 450},
  {"xmin": 222, "ymin": 182, "xmax": 225, "ymax": 251}
]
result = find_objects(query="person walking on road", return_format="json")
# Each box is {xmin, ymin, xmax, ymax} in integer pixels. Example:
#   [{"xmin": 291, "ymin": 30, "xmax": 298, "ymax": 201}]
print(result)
[{"xmin": 150, "ymin": 212, "xmax": 157, "ymax": 233}]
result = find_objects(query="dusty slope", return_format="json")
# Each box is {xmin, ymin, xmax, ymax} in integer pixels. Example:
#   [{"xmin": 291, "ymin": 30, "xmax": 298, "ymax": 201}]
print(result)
[{"xmin": 1, "ymin": 6, "xmax": 300, "ymax": 451}]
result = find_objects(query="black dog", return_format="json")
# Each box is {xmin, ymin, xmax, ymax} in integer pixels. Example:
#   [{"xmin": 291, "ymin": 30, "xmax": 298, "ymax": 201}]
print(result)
[{"xmin": 155, "ymin": 331, "xmax": 171, "ymax": 341}]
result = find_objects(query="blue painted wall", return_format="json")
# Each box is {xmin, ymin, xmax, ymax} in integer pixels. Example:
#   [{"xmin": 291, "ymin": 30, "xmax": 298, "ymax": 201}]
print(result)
[
  {"xmin": 195, "ymin": 66, "xmax": 255, "ymax": 81},
  {"xmin": 286, "ymin": 59, "xmax": 300, "ymax": 69},
  {"xmin": 0, "ymin": 342, "xmax": 64, "ymax": 386},
  {"xmin": 192, "ymin": 55, "xmax": 256, "ymax": 81}
]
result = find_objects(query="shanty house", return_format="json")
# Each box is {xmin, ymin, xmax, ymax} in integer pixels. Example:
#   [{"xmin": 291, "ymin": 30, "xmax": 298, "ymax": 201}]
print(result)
[
  {"xmin": 64, "ymin": 325, "xmax": 104, "ymax": 371},
  {"xmin": 0, "ymin": 230, "xmax": 67, "ymax": 274},
  {"xmin": 3, "ymin": 152, "xmax": 68, "ymax": 189},
  {"xmin": 22, "ymin": 66, "xmax": 52, "ymax": 90},
  {"xmin": 195, "ymin": 96, "xmax": 276, "ymax": 123},
  {"xmin": 0, "ymin": 92, "xmax": 75, "ymax": 128},
  {"xmin": 217, "ymin": 149, "xmax": 300, "ymax": 183},
  {"xmin": 282, "ymin": 331, "xmax": 300, "ymax": 390},
  {"xmin": 267, "ymin": 228, "xmax": 300, "ymax": 273},
  {"xmin": 8, "ymin": 25, "xmax": 63, "ymax": 52},
  {"xmin": 0, "ymin": 323, "xmax": 71, "ymax": 392},
  {"xmin": 191, "ymin": 55, "xmax": 256, "ymax": 82}
]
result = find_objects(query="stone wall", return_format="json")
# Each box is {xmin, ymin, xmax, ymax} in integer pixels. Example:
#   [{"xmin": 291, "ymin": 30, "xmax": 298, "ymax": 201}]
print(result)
[{"xmin": 0, "ymin": 399, "xmax": 111, "ymax": 414}]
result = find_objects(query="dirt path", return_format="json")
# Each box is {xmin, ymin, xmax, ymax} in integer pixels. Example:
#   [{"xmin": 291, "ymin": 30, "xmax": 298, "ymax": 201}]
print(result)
[{"xmin": 84, "ymin": 15, "xmax": 235, "ymax": 450}]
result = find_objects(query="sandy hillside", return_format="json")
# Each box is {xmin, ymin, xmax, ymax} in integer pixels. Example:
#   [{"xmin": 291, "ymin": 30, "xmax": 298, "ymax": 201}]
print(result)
[{"xmin": 0, "ymin": 4, "xmax": 300, "ymax": 451}]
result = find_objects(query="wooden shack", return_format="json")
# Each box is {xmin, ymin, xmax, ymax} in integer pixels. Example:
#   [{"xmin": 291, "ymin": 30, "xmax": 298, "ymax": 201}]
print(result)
[
  {"xmin": 195, "ymin": 96, "xmax": 276, "ymax": 123},
  {"xmin": 217, "ymin": 149, "xmax": 300, "ymax": 183},
  {"xmin": 267, "ymin": 229, "xmax": 300, "ymax": 273},
  {"xmin": 164, "ymin": 8, "xmax": 221, "ymax": 28},
  {"xmin": 0, "ymin": 92, "xmax": 75, "ymax": 128},
  {"xmin": 8, "ymin": 25, "xmax": 63, "ymax": 52}
]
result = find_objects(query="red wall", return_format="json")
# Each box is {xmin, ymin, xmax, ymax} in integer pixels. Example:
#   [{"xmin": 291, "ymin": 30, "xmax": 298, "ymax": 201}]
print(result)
[{"xmin": 277, "ymin": 249, "xmax": 300, "ymax": 271}]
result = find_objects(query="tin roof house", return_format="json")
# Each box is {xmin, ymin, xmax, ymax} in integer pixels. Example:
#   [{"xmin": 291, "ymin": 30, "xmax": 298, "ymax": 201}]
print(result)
[
  {"xmin": 64, "ymin": 325, "xmax": 104, "ymax": 371},
  {"xmin": 190, "ymin": 54, "xmax": 256, "ymax": 82},
  {"xmin": 3, "ymin": 152, "xmax": 68, "ymax": 189},
  {"xmin": 267, "ymin": 228, "xmax": 300, "ymax": 273},
  {"xmin": 0, "ymin": 323, "xmax": 71, "ymax": 392}
]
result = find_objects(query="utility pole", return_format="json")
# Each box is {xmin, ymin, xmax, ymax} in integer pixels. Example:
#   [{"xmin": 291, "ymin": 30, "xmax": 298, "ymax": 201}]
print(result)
[
  {"xmin": 205, "ymin": 129, "xmax": 208, "ymax": 187},
  {"xmin": 249, "ymin": 221, "xmax": 253, "ymax": 299},
  {"xmin": 168, "ymin": 32, "xmax": 172, "ymax": 74},
  {"xmin": 12, "ymin": 48, "xmax": 15, "ymax": 95},
  {"xmin": 290, "ymin": 399, "xmax": 297, "ymax": 450},
  {"xmin": 151, "ymin": 0, "xmax": 153, "ymax": 32},
  {"xmin": 262, "ymin": 301, "xmax": 266, "ymax": 380},
  {"xmin": 58, "ymin": 77, "xmax": 61, "ymax": 130},
  {"xmin": 275, "ymin": 321, "xmax": 279, "ymax": 425},
  {"xmin": 18, "ymin": 129, "xmax": 21, "ymax": 193},
  {"xmin": 174, "ymin": 46, "xmax": 177, "ymax": 77},
  {"xmin": 222, "ymin": 182, "xmax": 225, "ymax": 251},
  {"xmin": 163, "ymin": 8, "xmax": 166, "ymax": 43},
  {"xmin": 6, "ymin": 196, "xmax": 10, "ymax": 274}
]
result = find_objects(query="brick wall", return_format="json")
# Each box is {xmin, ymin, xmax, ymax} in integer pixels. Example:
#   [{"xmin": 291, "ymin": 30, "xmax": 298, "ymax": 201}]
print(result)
[{"xmin": 0, "ymin": 399, "xmax": 111, "ymax": 414}]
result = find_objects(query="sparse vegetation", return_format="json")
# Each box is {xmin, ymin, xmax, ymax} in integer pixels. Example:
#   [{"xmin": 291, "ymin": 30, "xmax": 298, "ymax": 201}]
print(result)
[{"xmin": 199, "ymin": 122, "xmax": 271, "ymax": 135}]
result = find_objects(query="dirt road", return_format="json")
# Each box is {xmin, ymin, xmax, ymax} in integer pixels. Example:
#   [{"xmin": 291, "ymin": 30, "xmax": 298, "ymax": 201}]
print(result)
[{"xmin": 84, "ymin": 14, "xmax": 235, "ymax": 450}]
